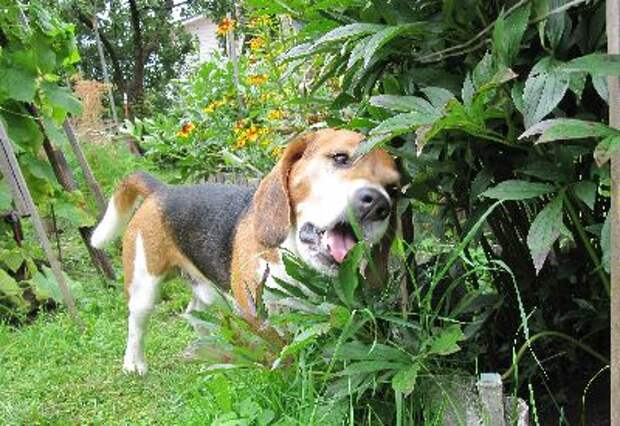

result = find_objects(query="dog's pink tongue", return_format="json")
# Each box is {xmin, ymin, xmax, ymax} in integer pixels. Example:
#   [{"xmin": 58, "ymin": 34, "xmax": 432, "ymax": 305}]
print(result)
[{"xmin": 327, "ymin": 229, "xmax": 356, "ymax": 264}]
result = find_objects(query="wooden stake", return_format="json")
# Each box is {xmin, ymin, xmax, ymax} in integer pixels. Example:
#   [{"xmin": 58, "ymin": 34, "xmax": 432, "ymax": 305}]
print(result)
[
  {"xmin": 607, "ymin": 1, "xmax": 620, "ymax": 424},
  {"xmin": 0, "ymin": 121, "xmax": 83, "ymax": 328},
  {"xmin": 63, "ymin": 119, "xmax": 107, "ymax": 213}
]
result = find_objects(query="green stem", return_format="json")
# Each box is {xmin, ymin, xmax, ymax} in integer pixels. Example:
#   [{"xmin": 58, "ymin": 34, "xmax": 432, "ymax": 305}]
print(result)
[
  {"xmin": 563, "ymin": 192, "xmax": 610, "ymax": 296},
  {"xmin": 502, "ymin": 330, "xmax": 609, "ymax": 381}
]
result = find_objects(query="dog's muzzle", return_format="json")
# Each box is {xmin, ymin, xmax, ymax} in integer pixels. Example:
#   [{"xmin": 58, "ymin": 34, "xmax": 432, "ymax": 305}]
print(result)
[{"xmin": 298, "ymin": 187, "xmax": 391, "ymax": 267}]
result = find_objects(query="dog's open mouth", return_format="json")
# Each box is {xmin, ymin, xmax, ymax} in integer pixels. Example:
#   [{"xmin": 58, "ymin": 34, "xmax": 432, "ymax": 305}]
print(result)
[{"xmin": 299, "ymin": 221, "xmax": 359, "ymax": 265}]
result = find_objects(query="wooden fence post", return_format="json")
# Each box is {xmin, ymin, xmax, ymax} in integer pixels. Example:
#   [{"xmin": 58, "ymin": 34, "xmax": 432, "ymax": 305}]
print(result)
[
  {"xmin": 607, "ymin": 1, "xmax": 620, "ymax": 424},
  {"xmin": 63, "ymin": 119, "xmax": 107, "ymax": 213},
  {"xmin": 0, "ymin": 121, "xmax": 83, "ymax": 328}
]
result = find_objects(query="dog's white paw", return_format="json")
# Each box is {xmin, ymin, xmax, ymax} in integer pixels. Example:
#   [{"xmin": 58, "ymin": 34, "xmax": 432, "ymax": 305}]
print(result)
[{"xmin": 123, "ymin": 357, "xmax": 148, "ymax": 375}]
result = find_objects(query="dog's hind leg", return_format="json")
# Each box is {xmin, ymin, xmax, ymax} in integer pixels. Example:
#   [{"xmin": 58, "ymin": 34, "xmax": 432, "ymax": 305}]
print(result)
[{"xmin": 123, "ymin": 232, "xmax": 162, "ymax": 375}]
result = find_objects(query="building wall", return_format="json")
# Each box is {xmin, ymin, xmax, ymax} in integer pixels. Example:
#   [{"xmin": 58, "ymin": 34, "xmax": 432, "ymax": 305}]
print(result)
[{"xmin": 183, "ymin": 17, "xmax": 221, "ymax": 62}]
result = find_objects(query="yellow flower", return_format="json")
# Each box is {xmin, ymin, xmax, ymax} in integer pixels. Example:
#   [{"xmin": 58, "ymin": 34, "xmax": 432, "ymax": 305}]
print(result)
[
  {"xmin": 204, "ymin": 99, "xmax": 224, "ymax": 113},
  {"xmin": 249, "ymin": 15, "xmax": 271, "ymax": 28},
  {"xmin": 271, "ymin": 146, "xmax": 284, "ymax": 158},
  {"xmin": 233, "ymin": 119, "xmax": 246, "ymax": 134},
  {"xmin": 176, "ymin": 121, "xmax": 195, "ymax": 138},
  {"xmin": 216, "ymin": 18, "xmax": 235, "ymax": 36},
  {"xmin": 245, "ymin": 124, "xmax": 261, "ymax": 143},
  {"xmin": 247, "ymin": 74, "xmax": 268, "ymax": 86},
  {"xmin": 267, "ymin": 109, "xmax": 284, "ymax": 120},
  {"xmin": 249, "ymin": 37, "xmax": 265, "ymax": 51}
]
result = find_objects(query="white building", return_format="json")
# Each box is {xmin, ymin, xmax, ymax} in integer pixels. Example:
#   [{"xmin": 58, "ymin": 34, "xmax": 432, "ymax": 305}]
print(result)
[{"xmin": 181, "ymin": 15, "xmax": 221, "ymax": 62}]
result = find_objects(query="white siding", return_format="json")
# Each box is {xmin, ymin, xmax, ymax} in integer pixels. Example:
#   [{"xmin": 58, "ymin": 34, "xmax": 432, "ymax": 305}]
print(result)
[{"xmin": 183, "ymin": 17, "xmax": 221, "ymax": 62}]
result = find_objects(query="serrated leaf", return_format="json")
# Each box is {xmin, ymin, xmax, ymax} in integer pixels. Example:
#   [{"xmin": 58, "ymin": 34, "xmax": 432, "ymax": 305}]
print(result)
[
  {"xmin": 347, "ymin": 36, "xmax": 370, "ymax": 69},
  {"xmin": 369, "ymin": 95, "xmax": 435, "ymax": 113},
  {"xmin": 522, "ymin": 67, "xmax": 569, "ymax": 129},
  {"xmin": 594, "ymin": 136, "xmax": 620, "ymax": 166},
  {"xmin": 278, "ymin": 322, "xmax": 331, "ymax": 360},
  {"xmin": 527, "ymin": 195, "xmax": 570, "ymax": 274},
  {"xmin": 481, "ymin": 180, "xmax": 556, "ymax": 201},
  {"xmin": 421, "ymin": 87, "xmax": 455, "ymax": 110},
  {"xmin": 391, "ymin": 363, "xmax": 421, "ymax": 396},
  {"xmin": 363, "ymin": 25, "xmax": 413, "ymax": 68},
  {"xmin": 370, "ymin": 110, "xmax": 439, "ymax": 135},
  {"xmin": 562, "ymin": 53, "xmax": 620, "ymax": 76},
  {"xmin": 429, "ymin": 324, "xmax": 464, "ymax": 355},
  {"xmin": 519, "ymin": 118, "xmax": 619, "ymax": 143},
  {"xmin": 493, "ymin": 4, "xmax": 531, "ymax": 66},
  {"xmin": 572, "ymin": 181, "xmax": 597, "ymax": 210},
  {"xmin": 314, "ymin": 23, "xmax": 385, "ymax": 46}
]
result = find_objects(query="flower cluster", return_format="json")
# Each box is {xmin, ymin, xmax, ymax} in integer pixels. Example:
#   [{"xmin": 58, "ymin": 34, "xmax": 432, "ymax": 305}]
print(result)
[
  {"xmin": 176, "ymin": 121, "xmax": 195, "ymax": 138},
  {"xmin": 266, "ymin": 109, "xmax": 284, "ymax": 120},
  {"xmin": 249, "ymin": 37, "xmax": 265, "ymax": 51},
  {"xmin": 247, "ymin": 74, "xmax": 268, "ymax": 86},
  {"xmin": 233, "ymin": 121, "xmax": 267, "ymax": 149},
  {"xmin": 216, "ymin": 18, "xmax": 235, "ymax": 36},
  {"xmin": 204, "ymin": 99, "xmax": 224, "ymax": 113},
  {"xmin": 248, "ymin": 15, "xmax": 271, "ymax": 28}
]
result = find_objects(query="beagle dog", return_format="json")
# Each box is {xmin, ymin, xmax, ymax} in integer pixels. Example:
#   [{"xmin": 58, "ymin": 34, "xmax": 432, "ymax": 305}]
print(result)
[{"xmin": 91, "ymin": 128, "xmax": 400, "ymax": 374}]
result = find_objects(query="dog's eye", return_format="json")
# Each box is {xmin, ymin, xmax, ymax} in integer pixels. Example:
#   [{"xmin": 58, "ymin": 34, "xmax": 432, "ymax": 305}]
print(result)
[{"xmin": 332, "ymin": 153, "xmax": 350, "ymax": 166}]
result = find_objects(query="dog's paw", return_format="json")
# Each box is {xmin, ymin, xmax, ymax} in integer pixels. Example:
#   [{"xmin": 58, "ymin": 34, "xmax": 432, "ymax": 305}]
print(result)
[{"xmin": 123, "ymin": 357, "xmax": 148, "ymax": 375}]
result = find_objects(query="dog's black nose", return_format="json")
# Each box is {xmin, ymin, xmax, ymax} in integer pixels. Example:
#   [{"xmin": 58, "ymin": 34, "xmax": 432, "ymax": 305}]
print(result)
[{"xmin": 353, "ymin": 188, "xmax": 390, "ymax": 222}]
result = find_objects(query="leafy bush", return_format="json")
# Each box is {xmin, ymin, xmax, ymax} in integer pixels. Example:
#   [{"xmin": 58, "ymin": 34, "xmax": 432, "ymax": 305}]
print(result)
[
  {"xmin": 263, "ymin": 0, "xmax": 614, "ymax": 418},
  {"xmin": 0, "ymin": 2, "xmax": 92, "ymax": 320}
]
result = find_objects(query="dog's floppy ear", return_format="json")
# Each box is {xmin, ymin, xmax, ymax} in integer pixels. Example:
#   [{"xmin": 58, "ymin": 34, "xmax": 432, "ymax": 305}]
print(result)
[{"xmin": 253, "ymin": 132, "xmax": 314, "ymax": 247}]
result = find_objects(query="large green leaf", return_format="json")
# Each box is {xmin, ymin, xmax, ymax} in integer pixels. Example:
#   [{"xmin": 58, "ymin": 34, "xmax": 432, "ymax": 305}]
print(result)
[
  {"xmin": 522, "ymin": 65, "xmax": 570, "ymax": 129},
  {"xmin": 519, "ymin": 118, "xmax": 620, "ymax": 143},
  {"xmin": 594, "ymin": 135, "xmax": 620, "ymax": 166},
  {"xmin": 481, "ymin": 180, "xmax": 556, "ymax": 201},
  {"xmin": 527, "ymin": 195, "xmax": 571, "ymax": 274},
  {"xmin": 573, "ymin": 181, "xmax": 597, "ymax": 210},
  {"xmin": 313, "ymin": 23, "xmax": 385, "ymax": 46},
  {"xmin": 0, "ymin": 269, "xmax": 21, "ymax": 297},
  {"xmin": 336, "ymin": 243, "xmax": 365, "ymax": 307},
  {"xmin": 370, "ymin": 110, "xmax": 440, "ymax": 135},
  {"xmin": 0, "ymin": 67, "xmax": 37, "ymax": 102},
  {"xmin": 429, "ymin": 324, "xmax": 464, "ymax": 355},
  {"xmin": 363, "ymin": 24, "xmax": 422, "ymax": 68},
  {"xmin": 369, "ymin": 95, "xmax": 435, "ymax": 113},
  {"xmin": 391, "ymin": 362, "xmax": 421, "ymax": 396},
  {"xmin": 40, "ymin": 82, "xmax": 83, "ymax": 117},
  {"xmin": 562, "ymin": 53, "xmax": 620, "ymax": 76},
  {"xmin": 493, "ymin": 3, "xmax": 531, "ymax": 66}
]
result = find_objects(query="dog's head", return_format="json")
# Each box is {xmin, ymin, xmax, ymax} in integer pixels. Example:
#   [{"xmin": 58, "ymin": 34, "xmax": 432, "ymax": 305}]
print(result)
[{"xmin": 253, "ymin": 128, "xmax": 400, "ymax": 275}]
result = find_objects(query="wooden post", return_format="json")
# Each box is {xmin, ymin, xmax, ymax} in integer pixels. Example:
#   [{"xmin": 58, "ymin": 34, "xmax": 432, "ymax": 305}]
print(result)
[
  {"xmin": 26, "ymin": 105, "xmax": 116, "ymax": 281},
  {"xmin": 0, "ymin": 121, "xmax": 83, "ymax": 328},
  {"xmin": 226, "ymin": 12, "xmax": 245, "ymax": 110},
  {"xmin": 92, "ymin": 13, "xmax": 119, "ymax": 128},
  {"xmin": 62, "ymin": 119, "xmax": 107, "ymax": 213},
  {"xmin": 607, "ymin": 1, "xmax": 620, "ymax": 424}
]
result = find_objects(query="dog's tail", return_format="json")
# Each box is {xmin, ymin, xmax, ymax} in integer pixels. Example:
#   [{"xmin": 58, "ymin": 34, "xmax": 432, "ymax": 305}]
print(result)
[{"xmin": 91, "ymin": 172, "xmax": 164, "ymax": 249}]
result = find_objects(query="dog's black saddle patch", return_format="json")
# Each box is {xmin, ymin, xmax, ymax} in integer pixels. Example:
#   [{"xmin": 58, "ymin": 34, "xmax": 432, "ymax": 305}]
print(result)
[{"xmin": 159, "ymin": 183, "xmax": 256, "ymax": 288}]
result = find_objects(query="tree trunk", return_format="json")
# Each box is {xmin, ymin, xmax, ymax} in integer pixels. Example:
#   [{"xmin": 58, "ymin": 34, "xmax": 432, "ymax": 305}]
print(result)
[{"xmin": 128, "ymin": 0, "xmax": 146, "ymax": 117}]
